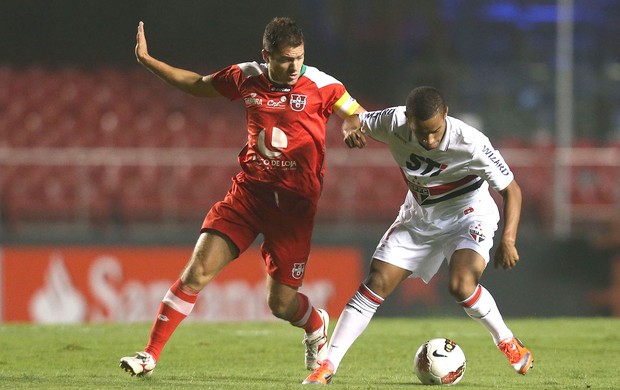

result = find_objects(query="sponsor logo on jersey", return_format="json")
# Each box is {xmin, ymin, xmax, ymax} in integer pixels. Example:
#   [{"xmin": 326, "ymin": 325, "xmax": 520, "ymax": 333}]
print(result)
[
  {"xmin": 257, "ymin": 127, "xmax": 286, "ymax": 158},
  {"xmin": 292, "ymin": 263, "xmax": 305, "ymax": 279},
  {"xmin": 481, "ymin": 145, "xmax": 510, "ymax": 176},
  {"xmin": 255, "ymin": 127, "xmax": 298, "ymax": 170},
  {"xmin": 244, "ymin": 92, "xmax": 263, "ymax": 106},
  {"xmin": 266, "ymin": 96, "xmax": 287, "ymax": 109},
  {"xmin": 405, "ymin": 153, "xmax": 447, "ymax": 177},
  {"xmin": 270, "ymin": 86, "xmax": 291, "ymax": 92},
  {"xmin": 365, "ymin": 108, "xmax": 395, "ymax": 119},
  {"xmin": 290, "ymin": 94, "xmax": 307, "ymax": 112}
]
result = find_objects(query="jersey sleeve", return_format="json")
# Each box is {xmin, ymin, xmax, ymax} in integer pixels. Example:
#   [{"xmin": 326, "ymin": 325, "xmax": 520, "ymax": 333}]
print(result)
[
  {"xmin": 303, "ymin": 66, "xmax": 360, "ymax": 117},
  {"xmin": 470, "ymin": 135, "xmax": 514, "ymax": 191},
  {"xmin": 210, "ymin": 62, "xmax": 262, "ymax": 101},
  {"xmin": 332, "ymin": 90, "xmax": 360, "ymax": 116},
  {"xmin": 359, "ymin": 107, "xmax": 401, "ymax": 143}
]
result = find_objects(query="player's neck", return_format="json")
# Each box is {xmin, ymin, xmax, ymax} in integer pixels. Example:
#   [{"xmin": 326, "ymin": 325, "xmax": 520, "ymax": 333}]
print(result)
[{"xmin": 266, "ymin": 65, "xmax": 306, "ymax": 88}]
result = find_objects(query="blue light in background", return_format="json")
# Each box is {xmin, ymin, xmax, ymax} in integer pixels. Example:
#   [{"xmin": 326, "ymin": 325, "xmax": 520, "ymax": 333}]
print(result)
[{"xmin": 440, "ymin": 0, "xmax": 613, "ymax": 29}]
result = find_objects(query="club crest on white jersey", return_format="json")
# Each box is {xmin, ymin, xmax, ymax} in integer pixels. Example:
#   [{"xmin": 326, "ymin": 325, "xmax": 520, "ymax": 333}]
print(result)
[{"xmin": 469, "ymin": 223, "xmax": 486, "ymax": 243}]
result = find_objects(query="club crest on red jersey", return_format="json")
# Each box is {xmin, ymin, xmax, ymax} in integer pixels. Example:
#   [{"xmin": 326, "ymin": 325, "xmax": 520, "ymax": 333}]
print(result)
[
  {"xmin": 292, "ymin": 262, "xmax": 305, "ymax": 279},
  {"xmin": 290, "ymin": 94, "xmax": 307, "ymax": 112}
]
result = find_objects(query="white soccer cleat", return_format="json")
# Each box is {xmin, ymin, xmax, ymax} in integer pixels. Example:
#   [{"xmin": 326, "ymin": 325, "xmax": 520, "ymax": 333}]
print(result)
[
  {"xmin": 119, "ymin": 351, "xmax": 156, "ymax": 377},
  {"xmin": 303, "ymin": 309, "xmax": 329, "ymax": 370}
]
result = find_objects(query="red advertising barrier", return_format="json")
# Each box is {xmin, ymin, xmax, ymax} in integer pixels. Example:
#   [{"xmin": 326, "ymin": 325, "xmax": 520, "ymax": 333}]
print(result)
[{"xmin": 0, "ymin": 246, "xmax": 363, "ymax": 323}]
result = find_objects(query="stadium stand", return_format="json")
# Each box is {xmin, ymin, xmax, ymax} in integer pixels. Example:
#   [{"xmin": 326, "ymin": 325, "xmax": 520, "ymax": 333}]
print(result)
[{"xmin": 0, "ymin": 66, "xmax": 618, "ymax": 235}]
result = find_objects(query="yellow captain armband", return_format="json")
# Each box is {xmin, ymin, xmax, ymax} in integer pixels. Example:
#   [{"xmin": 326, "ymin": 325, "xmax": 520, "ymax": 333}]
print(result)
[{"xmin": 334, "ymin": 91, "xmax": 360, "ymax": 116}]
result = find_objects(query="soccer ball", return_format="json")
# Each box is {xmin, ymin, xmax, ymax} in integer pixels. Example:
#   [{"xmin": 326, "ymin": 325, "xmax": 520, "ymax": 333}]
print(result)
[{"xmin": 413, "ymin": 338, "xmax": 466, "ymax": 385}]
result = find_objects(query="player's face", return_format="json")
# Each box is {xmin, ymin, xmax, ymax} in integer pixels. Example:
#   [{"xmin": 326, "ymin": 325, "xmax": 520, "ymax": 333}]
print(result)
[
  {"xmin": 263, "ymin": 44, "xmax": 305, "ymax": 85},
  {"xmin": 407, "ymin": 109, "xmax": 448, "ymax": 150}
]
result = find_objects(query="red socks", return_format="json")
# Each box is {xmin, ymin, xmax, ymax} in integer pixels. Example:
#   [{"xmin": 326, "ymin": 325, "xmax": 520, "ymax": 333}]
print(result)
[
  {"xmin": 144, "ymin": 283, "xmax": 323, "ymax": 361},
  {"xmin": 291, "ymin": 292, "xmax": 323, "ymax": 333},
  {"xmin": 145, "ymin": 279, "xmax": 198, "ymax": 361}
]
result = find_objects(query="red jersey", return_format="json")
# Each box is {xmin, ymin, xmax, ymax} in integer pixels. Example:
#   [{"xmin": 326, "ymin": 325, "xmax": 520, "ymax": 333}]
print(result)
[{"xmin": 211, "ymin": 62, "xmax": 359, "ymax": 202}]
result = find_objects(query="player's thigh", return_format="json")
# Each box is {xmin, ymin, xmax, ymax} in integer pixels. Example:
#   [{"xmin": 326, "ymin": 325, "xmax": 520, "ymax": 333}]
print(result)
[
  {"xmin": 444, "ymin": 217, "xmax": 495, "ymax": 297},
  {"xmin": 201, "ymin": 178, "xmax": 261, "ymax": 255},
  {"xmin": 261, "ymin": 196, "xmax": 316, "ymax": 288},
  {"xmin": 373, "ymin": 222, "xmax": 444, "ymax": 284},
  {"xmin": 444, "ymin": 215, "xmax": 497, "ymax": 265},
  {"xmin": 365, "ymin": 258, "xmax": 412, "ymax": 298},
  {"xmin": 447, "ymin": 249, "xmax": 486, "ymax": 299}
]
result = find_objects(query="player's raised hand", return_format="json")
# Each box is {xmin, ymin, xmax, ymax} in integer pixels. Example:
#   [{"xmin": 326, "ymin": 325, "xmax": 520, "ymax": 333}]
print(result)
[
  {"xmin": 135, "ymin": 21, "xmax": 149, "ymax": 65},
  {"xmin": 343, "ymin": 114, "xmax": 367, "ymax": 149}
]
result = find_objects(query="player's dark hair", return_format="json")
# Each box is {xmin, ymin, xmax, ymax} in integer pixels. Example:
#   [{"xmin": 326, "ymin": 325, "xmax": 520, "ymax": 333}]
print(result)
[
  {"xmin": 263, "ymin": 17, "xmax": 304, "ymax": 52},
  {"xmin": 406, "ymin": 86, "xmax": 446, "ymax": 121}
]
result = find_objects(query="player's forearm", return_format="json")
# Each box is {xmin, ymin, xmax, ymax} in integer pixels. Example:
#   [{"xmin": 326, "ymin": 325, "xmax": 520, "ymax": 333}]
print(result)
[
  {"xmin": 139, "ymin": 55, "xmax": 216, "ymax": 97},
  {"xmin": 500, "ymin": 180, "xmax": 522, "ymax": 245}
]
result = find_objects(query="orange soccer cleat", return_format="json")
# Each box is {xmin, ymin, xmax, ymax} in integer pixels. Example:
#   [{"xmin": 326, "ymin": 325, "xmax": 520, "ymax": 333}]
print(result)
[{"xmin": 497, "ymin": 337, "xmax": 534, "ymax": 375}]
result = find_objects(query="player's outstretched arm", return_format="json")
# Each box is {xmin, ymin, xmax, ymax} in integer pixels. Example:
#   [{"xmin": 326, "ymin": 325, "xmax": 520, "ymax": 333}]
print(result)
[
  {"xmin": 135, "ymin": 21, "xmax": 221, "ymax": 98},
  {"xmin": 494, "ymin": 180, "xmax": 523, "ymax": 269}
]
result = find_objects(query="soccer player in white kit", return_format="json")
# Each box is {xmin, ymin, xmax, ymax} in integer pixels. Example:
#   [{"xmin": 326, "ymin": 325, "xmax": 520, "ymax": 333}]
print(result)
[{"xmin": 303, "ymin": 86, "xmax": 533, "ymax": 385}]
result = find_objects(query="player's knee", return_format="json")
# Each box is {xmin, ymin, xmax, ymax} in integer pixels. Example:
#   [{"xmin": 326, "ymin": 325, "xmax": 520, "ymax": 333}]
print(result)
[
  {"xmin": 267, "ymin": 297, "xmax": 289, "ymax": 319},
  {"xmin": 181, "ymin": 258, "xmax": 216, "ymax": 290},
  {"xmin": 365, "ymin": 273, "xmax": 390, "ymax": 298},
  {"xmin": 447, "ymin": 277, "xmax": 476, "ymax": 301},
  {"xmin": 180, "ymin": 268, "xmax": 210, "ymax": 290}
]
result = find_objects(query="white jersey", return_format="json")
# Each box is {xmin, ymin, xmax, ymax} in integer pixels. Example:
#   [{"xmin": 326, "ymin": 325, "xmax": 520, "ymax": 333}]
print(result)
[
  {"xmin": 360, "ymin": 107, "xmax": 514, "ymax": 232},
  {"xmin": 360, "ymin": 107, "xmax": 515, "ymax": 282}
]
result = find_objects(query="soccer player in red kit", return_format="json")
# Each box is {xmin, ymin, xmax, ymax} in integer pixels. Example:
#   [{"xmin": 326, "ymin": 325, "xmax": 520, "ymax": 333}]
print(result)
[{"xmin": 120, "ymin": 17, "xmax": 364, "ymax": 377}]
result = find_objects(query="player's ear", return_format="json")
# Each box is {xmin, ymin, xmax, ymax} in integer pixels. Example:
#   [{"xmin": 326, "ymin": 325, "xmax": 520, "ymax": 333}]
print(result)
[
  {"xmin": 443, "ymin": 106, "xmax": 449, "ymax": 118},
  {"xmin": 261, "ymin": 49, "xmax": 270, "ymax": 63}
]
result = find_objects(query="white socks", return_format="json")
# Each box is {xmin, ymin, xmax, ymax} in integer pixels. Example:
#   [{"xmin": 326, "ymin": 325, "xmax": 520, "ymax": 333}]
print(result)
[
  {"xmin": 326, "ymin": 284, "xmax": 384, "ymax": 371},
  {"xmin": 459, "ymin": 284, "xmax": 513, "ymax": 344},
  {"xmin": 325, "ymin": 283, "xmax": 512, "ymax": 373}
]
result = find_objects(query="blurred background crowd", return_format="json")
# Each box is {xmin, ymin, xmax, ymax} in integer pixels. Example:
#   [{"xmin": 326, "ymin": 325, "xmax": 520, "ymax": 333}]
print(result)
[{"xmin": 0, "ymin": 0, "xmax": 619, "ymax": 317}]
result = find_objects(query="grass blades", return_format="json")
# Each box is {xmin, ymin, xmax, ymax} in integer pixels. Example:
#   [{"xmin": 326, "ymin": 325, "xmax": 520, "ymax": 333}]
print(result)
[{"xmin": 0, "ymin": 317, "xmax": 618, "ymax": 389}]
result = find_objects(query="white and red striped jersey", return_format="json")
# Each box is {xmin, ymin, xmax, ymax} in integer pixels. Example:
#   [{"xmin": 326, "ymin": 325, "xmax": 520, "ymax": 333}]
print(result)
[
  {"xmin": 360, "ymin": 106, "xmax": 514, "ymax": 224},
  {"xmin": 211, "ymin": 62, "xmax": 359, "ymax": 202}
]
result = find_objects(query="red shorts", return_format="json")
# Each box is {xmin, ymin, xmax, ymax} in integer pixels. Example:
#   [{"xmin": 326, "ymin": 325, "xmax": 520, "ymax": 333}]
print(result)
[{"xmin": 202, "ymin": 173, "xmax": 318, "ymax": 287}]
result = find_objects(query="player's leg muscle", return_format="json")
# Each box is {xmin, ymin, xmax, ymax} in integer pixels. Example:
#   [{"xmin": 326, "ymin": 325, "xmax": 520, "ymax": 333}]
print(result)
[
  {"xmin": 447, "ymin": 249, "xmax": 486, "ymax": 301},
  {"xmin": 265, "ymin": 276, "xmax": 299, "ymax": 320},
  {"xmin": 180, "ymin": 230, "xmax": 239, "ymax": 291},
  {"xmin": 364, "ymin": 259, "xmax": 412, "ymax": 299}
]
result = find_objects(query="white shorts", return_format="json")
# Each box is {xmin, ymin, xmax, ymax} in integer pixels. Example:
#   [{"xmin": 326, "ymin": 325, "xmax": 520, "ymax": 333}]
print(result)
[{"xmin": 372, "ymin": 198, "xmax": 499, "ymax": 284}]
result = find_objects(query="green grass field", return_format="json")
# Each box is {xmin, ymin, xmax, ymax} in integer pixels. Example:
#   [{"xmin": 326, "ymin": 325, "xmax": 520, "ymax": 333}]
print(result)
[{"xmin": 0, "ymin": 317, "xmax": 618, "ymax": 389}]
